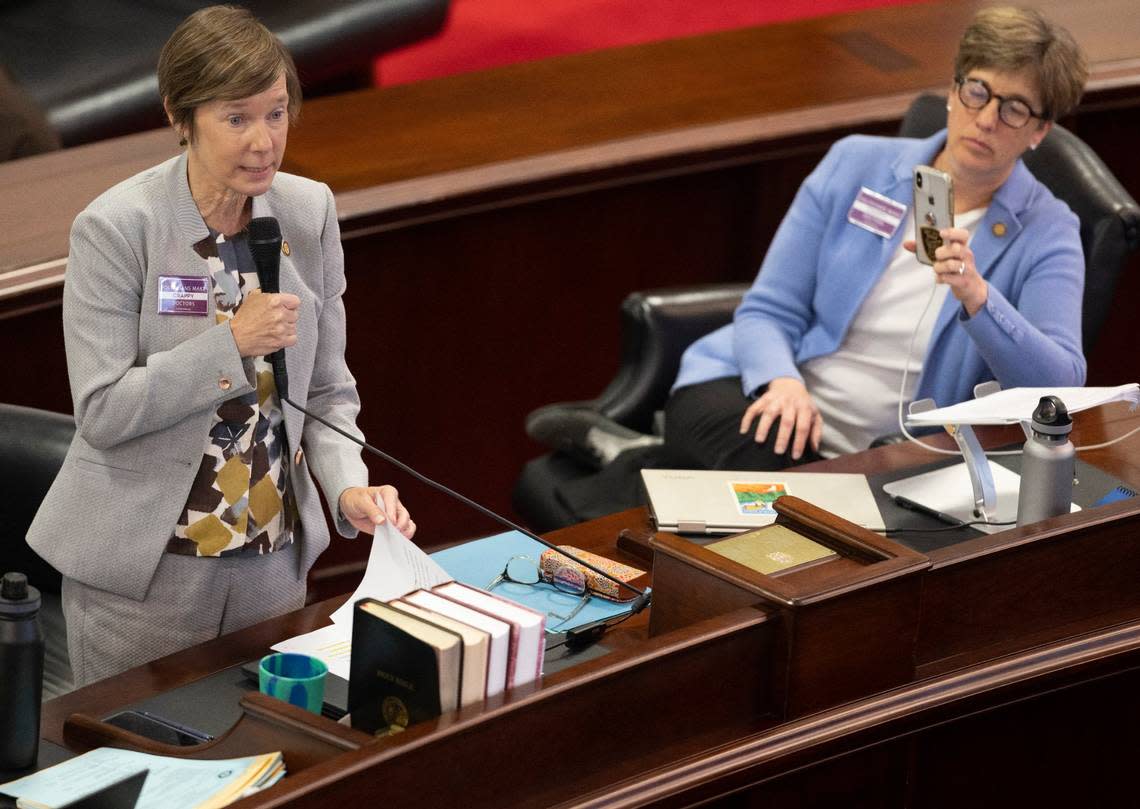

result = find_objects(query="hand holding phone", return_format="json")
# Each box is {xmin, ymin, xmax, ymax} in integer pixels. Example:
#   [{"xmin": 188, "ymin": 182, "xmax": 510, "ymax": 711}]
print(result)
[{"xmin": 913, "ymin": 165, "xmax": 954, "ymax": 265}]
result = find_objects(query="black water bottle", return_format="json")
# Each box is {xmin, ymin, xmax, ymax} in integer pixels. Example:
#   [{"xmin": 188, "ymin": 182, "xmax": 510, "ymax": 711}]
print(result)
[{"xmin": 0, "ymin": 572, "xmax": 44, "ymax": 771}]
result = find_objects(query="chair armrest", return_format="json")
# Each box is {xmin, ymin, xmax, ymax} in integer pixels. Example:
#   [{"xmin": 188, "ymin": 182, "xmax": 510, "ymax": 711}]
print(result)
[
  {"xmin": 590, "ymin": 283, "xmax": 747, "ymax": 432},
  {"xmin": 1, "ymin": 403, "xmax": 74, "ymax": 594}
]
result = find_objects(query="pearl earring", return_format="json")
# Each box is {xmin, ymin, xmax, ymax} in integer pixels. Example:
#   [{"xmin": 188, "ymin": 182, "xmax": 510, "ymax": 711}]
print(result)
[
  {"xmin": 1030, "ymin": 142, "xmax": 1039, "ymax": 150},
  {"xmin": 946, "ymin": 103, "xmax": 952, "ymax": 112}
]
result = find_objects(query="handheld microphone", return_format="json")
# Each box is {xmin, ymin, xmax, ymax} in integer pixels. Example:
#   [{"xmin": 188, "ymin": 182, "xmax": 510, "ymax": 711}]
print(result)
[
  {"xmin": 248, "ymin": 216, "xmax": 289, "ymax": 401},
  {"xmin": 280, "ymin": 395, "xmax": 652, "ymax": 616}
]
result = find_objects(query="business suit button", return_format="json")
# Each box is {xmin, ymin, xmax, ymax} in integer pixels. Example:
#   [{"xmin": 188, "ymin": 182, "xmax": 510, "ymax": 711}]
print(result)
[
  {"xmin": 294, "ymin": 448, "xmax": 304, "ymax": 465},
  {"xmin": 218, "ymin": 377, "xmax": 232, "ymax": 391}
]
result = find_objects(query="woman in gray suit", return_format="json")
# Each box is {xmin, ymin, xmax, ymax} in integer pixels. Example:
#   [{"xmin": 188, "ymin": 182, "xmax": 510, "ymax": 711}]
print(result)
[{"xmin": 28, "ymin": 6, "xmax": 414, "ymax": 686}]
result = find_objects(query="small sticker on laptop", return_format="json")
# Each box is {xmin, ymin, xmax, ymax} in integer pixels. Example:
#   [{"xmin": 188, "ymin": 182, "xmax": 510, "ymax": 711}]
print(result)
[{"xmin": 730, "ymin": 482, "xmax": 788, "ymax": 516}]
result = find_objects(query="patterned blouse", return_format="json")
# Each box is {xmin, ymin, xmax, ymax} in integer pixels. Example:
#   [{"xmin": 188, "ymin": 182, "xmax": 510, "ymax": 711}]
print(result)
[{"xmin": 166, "ymin": 230, "xmax": 297, "ymax": 557}]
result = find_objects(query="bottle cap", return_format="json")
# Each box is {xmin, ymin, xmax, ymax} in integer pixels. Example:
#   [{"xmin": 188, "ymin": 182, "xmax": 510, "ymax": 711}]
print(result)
[
  {"xmin": 1030, "ymin": 395, "xmax": 1073, "ymax": 437},
  {"xmin": 0, "ymin": 572, "xmax": 41, "ymax": 617}
]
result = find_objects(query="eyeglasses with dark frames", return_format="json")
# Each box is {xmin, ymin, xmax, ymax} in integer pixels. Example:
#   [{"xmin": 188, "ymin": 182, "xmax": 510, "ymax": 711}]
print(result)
[
  {"xmin": 485, "ymin": 554, "xmax": 590, "ymax": 629},
  {"xmin": 954, "ymin": 76, "xmax": 1046, "ymax": 129}
]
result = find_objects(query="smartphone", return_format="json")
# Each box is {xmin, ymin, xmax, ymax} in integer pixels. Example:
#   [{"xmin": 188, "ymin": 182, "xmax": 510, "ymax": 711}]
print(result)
[
  {"xmin": 913, "ymin": 165, "xmax": 954, "ymax": 265},
  {"xmin": 102, "ymin": 709, "xmax": 213, "ymax": 746}
]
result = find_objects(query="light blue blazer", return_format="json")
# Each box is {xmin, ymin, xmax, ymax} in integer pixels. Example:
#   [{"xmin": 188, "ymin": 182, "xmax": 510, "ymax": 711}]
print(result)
[
  {"xmin": 29, "ymin": 153, "xmax": 369, "ymax": 600},
  {"xmin": 674, "ymin": 131, "xmax": 1086, "ymax": 409}
]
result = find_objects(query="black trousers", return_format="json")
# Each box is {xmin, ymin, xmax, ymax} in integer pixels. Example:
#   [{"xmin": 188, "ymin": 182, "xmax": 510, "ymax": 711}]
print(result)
[
  {"xmin": 556, "ymin": 376, "xmax": 821, "ymax": 522},
  {"xmin": 663, "ymin": 376, "xmax": 823, "ymax": 470}
]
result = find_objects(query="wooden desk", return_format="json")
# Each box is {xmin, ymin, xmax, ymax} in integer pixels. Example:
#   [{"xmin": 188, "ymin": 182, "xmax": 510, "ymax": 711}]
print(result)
[
  {"xmin": 38, "ymin": 402, "xmax": 1140, "ymax": 806},
  {"xmin": 3, "ymin": 0, "xmax": 1139, "ymax": 594}
]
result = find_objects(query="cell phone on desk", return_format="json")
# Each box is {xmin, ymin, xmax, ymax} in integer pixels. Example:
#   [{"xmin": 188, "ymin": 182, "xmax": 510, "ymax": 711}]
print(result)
[
  {"xmin": 102, "ymin": 709, "xmax": 212, "ymax": 746},
  {"xmin": 913, "ymin": 165, "xmax": 954, "ymax": 265}
]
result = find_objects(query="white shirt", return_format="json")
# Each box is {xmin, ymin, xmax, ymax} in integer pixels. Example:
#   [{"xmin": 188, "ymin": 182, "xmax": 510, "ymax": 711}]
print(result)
[{"xmin": 800, "ymin": 207, "xmax": 987, "ymax": 456}]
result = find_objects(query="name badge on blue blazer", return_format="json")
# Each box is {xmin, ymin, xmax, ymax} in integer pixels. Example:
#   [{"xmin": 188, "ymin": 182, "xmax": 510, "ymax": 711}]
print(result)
[
  {"xmin": 847, "ymin": 187, "xmax": 906, "ymax": 238},
  {"xmin": 158, "ymin": 275, "xmax": 209, "ymax": 315}
]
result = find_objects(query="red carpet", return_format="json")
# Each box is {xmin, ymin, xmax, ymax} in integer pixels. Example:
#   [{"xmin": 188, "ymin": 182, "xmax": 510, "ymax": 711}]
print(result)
[{"xmin": 375, "ymin": 0, "xmax": 926, "ymax": 86}]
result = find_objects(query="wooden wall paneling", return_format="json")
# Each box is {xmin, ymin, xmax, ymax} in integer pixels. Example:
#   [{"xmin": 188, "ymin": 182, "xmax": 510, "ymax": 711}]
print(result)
[{"xmin": 0, "ymin": 293, "xmax": 70, "ymax": 413}]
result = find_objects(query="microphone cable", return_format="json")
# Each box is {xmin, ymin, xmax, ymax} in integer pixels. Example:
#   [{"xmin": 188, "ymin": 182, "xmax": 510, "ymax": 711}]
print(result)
[
  {"xmin": 281, "ymin": 396, "xmax": 652, "ymax": 616},
  {"xmin": 246, "ymin": 216, "xmax": 651, "ymax": 631},
  {"xmin": 893, "ymin": 279, "xmax": 1138, "ymax": 456}
]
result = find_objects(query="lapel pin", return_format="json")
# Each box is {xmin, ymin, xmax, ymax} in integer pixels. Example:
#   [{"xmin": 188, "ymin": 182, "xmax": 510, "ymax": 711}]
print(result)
[
  {"xmin": 281, "ymin": 241, "xmax": 291, "ymax": 256},
  {"xmin": 992, "ymin": 222, "xmax": 1007, "ymax": 237}
]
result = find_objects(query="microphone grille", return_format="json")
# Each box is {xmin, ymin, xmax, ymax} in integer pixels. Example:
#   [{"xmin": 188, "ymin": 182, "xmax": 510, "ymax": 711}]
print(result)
[
  {"xmin": 248, "ymin": 216, "xmax": 281, "ymax": 243},
  {"xmin": 248, "ymin": 216, "xmax": 282, "ymax": 264}
]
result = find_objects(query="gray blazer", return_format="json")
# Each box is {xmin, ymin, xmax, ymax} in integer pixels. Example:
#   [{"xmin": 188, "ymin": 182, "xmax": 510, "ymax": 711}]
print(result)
[{"xmin": 29, "ymin": 152, "xmax": 368, "ymax": 600}]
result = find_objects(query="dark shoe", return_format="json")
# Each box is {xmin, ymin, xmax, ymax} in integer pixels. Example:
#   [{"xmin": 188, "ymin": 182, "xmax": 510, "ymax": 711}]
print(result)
[{"xmin": 526, "ymin": 405, "xmax": 662, "ymax": 470}]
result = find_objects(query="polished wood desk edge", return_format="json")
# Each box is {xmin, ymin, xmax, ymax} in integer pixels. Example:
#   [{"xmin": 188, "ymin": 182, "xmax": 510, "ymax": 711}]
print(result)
[
  {"xmin": 0, "ymin": 90, "xmax": 918, "ymax": 298},
  {"xmin": 561, "ymin": 618, "xmax": 1140, "ymax": 808},
  {"xmin": 63, "ymin": 691, "xmax": 369, "ymax": 760},
  {"xmin": 327, "ymin": 89, "xmax": 923, "ymax": 224},
  {"xmin": 290, "ymin": 606, "xmax": 769, "ymax": 753},
  {"xmin": 924, "ymin": 494, "xmax": 1140, "ymax": 568},
  {"xmin": 212, "ymin": 607, "xmax": 775, "ymax": 806},
  {"xmin": 39, "ymin": 594, "xmax": 767, "ymax": 751},
  {"xmin": 328, "ymin": 53, "xmax": 1140, "ymax": 209},
  {"xmin": 4, "ymin": 54, "xmax": 1139, "ymax": 298},
  {"xmin": 39, "ymin": 596, "xmax": 340, "ymax": 745}
]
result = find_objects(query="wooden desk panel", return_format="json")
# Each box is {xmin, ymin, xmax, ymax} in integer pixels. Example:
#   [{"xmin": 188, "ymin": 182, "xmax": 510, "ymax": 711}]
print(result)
[{"xmin": 37, "ymin": 404, "xmax": 1140, "ymax": 807}]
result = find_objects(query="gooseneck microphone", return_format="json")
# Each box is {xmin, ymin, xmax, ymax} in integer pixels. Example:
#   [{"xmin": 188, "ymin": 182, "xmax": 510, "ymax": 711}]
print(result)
[
  {"xmin": 248, "ymin": 216, "xmax": 289, "ymax": 401},
  {"xmin": 246, "ymin": 214, "xmax": 650, "ymax": 627},
  {"xmin": 280, "ymin": 395, "xmax": 652, "ymax": 616}
]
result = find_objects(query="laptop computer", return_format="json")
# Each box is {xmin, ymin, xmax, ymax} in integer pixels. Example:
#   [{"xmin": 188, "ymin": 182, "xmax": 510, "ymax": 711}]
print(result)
[{"xmin": 640, "ymin": 469, "xmax": 886, "ymax": 534}]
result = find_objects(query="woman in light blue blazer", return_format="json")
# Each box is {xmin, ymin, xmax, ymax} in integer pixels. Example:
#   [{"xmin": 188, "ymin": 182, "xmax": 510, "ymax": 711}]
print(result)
[
  {"xmin": 29, "ymin": 6, "xmax": 415, "ymax": 686},
  {"xmin": 664, "ymin": 6, "xmax": 1089, "ymax": 470}
]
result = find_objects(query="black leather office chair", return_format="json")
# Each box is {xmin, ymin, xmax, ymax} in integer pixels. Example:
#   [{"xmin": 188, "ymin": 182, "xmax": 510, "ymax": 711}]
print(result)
[
  {"xmin": 1, "ymin": 403, "xmax": 76, "ymax": 698},
  {"xmin": 513, "ymin": 93, "xmax": 1140, "ymax": 532},
  {"xmin": 0, "ymin": 0, "xmax": 450, "ymax": 147}
]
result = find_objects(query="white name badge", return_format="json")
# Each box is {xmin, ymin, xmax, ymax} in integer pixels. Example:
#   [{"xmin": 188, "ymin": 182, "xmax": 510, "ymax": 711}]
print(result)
[
  {"xmin": 158, "ymin": 275, "xmax": 209, "ymax": 316},
  {"xmin": 847, "ymin": 187, "xmax": 906, "ymax": 239}
]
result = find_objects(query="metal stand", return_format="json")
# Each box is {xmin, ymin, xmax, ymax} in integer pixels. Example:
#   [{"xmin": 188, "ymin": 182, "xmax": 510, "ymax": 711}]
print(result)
[
  {"xmin": 907, "ymin": 382, "xmax": 1000, "ymax": 521},
  {"xmin": 887, "ymin": 382, "xmax": 1003, "ymax": 526}
]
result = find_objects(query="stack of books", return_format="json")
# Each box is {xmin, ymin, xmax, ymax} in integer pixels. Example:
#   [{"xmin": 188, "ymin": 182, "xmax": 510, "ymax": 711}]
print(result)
[{"xmin": 348, "ymin": 581, "xmax": 546, "ymax": 734}]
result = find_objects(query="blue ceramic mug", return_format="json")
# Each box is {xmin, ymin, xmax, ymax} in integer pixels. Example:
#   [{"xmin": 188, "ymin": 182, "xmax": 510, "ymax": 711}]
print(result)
[{"xmin": 258, "ymin": 652, "xmax": 328, "ymax": 714}]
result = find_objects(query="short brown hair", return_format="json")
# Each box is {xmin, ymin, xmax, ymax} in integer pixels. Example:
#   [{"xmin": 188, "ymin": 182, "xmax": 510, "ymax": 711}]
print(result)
[
  {"xmin": 954, "ymin": 6, "xmax": 1087, "ymax": 121},
  {"xmin": 158, "ymin": 5, "xmax": 301, "ymax": 145}
]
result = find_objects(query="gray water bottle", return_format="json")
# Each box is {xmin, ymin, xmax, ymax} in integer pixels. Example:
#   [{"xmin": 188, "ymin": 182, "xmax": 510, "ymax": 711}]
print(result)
[
  {"xmin": 1016, "ymin": 395, "xmax": 1075, "ymax": 526},
  {"xmin": 0, "ymin": 571, "xmax": 44, "ymax": 771}
]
